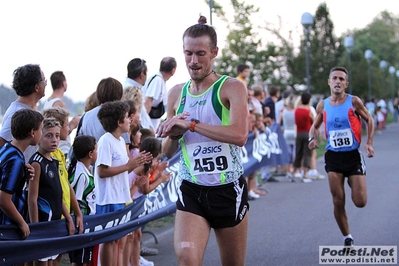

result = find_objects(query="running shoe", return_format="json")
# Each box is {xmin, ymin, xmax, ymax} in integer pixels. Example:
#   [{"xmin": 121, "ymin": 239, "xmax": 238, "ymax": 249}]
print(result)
[
  {"xmin": 307, "ymin": 169, "xmax": 326, "ymax": 180},
  {"xmin": 285, "ymin": 172, "xmax": 293, "ymax": 179},
  {"xmin": 286, "ymin": 172, "xmax": 295, "ymax": 182},
  {"xmin": 139, "ymin": 256, "xmax": 154, "ymax": 266},
  {"xmin": 344, "ymin": 238, "xmax": 354, "ymax": 248},
  {"xmin": 294, "ymin": 172, "xmax": 303, "ymax": 179},
  {"xmin": 248, "ymin": 189, "xmax": 260, "ymax": 200}
]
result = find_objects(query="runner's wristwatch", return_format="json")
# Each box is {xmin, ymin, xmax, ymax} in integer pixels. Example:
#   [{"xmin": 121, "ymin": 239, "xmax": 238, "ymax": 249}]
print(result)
[
  {"xmin": 189, "ymin": 119, "xmax": 200, "ymax": 132},
  {"xmin": 308, "ymin": 136, "xmax": 315, "ymax": 142}
]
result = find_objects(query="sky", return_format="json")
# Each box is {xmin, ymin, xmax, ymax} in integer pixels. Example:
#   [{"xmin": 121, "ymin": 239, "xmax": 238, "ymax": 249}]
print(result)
[{"xmin": 1, "ymin": 0, "xmax": 398, "ymax": 103}]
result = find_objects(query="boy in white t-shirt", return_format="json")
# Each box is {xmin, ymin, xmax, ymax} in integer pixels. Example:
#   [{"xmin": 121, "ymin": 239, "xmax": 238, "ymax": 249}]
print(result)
[{"xmin": 95, "ymin": 101, "xmax": 152, "ymax": 266}]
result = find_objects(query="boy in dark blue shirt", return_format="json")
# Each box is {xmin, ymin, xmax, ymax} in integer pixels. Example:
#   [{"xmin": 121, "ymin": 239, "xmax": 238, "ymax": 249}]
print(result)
[
  {"xmin": 28, "ymin": 117, "xmax": 75, "ymax": 264},
  {"xmin": 0, "ymin": 109, "xmax": 43, "ymax": 239}
]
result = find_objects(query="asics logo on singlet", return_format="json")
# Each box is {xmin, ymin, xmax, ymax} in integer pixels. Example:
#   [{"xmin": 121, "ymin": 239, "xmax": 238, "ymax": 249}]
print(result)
[
  {"xmin": 331, "ymin": 131, "xmax": 348, "ymax": 138},
  {"xmin": 189, "ymin": 100, "xmax": 207, "ymax": 108},
  {"xmin": 192, "ymin": 145, "xmax": 222, "ymax": 157},
  {"xmin": 180, "ymin": 96, "xmax": 186, "ymax": 106}
]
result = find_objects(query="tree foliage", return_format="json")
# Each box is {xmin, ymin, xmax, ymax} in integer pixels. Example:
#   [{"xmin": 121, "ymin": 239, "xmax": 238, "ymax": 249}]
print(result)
[
  {"xmin": 210, "ymin": 0, "xmax": 290, "ymax": 88},
  {"xmin": 290, "ymin": 3, "xmax": 342, "ymax": 94},
  {"xmin": 207, "ymin": 0, "xmax": 399, "ymax": 99},
  {"xmin": 347, "ymin": 11, "xmax": 399, "ymax": 99}
]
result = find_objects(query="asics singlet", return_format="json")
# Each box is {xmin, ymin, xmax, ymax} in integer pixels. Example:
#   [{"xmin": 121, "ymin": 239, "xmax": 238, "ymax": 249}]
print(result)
[{"xmin": 175, "ymin": 75, "xmax": 243, "ymax": 186}]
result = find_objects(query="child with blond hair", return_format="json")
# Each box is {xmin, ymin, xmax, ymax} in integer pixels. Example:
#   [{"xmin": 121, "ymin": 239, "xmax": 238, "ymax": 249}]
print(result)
[{"xmin": 28, "ymin": 118, "xmax": 75, "ymax": 265}]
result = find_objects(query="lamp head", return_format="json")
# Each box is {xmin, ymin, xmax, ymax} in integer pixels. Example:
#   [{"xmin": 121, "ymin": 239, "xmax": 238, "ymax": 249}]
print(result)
[
  {"xmin": 389, "ymin": 66, "xmax": 396, "ymax": 75},
  {"xmin": 301, "ymin": 12, "xmax": 314, "ymax": 27},
  {"xmin": 344, "ymin": 36, "xmax": 354, "ymax": 48},
  {"xmin": 364, "ymin": 50, "xmax": 373, "ymax": 61}
]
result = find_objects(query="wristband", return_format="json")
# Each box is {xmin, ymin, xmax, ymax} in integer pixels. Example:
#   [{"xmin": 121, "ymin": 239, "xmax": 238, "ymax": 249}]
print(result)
[
  {"xmin": 189, "ymin": 119, "xmax": 200, "ymax": 132},
  {"xmin": 169, "ymin": 134, "xmax": 183, "ymax": 140},
  {"xmin": 149, "ymin": 169, "xmax": 156, "ymax": 182}
]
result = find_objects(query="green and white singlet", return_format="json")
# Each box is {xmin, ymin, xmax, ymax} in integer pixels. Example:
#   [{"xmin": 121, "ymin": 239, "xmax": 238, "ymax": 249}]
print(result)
[{"xmin": 176, "ymin": 75, "xmax": 243, "ymax": 186}]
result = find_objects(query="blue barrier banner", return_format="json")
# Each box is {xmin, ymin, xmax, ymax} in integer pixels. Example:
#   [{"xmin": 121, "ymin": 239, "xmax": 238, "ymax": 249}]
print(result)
[
  {"xmin": 0, "ymin": 196, "xmax": 178, "ymax": 265},
  {"xmin": 0, "ymin": 123, "xmax": 289, "ymax": 265},
  {"xmin": 242, "ymin": 122, "xmax": 290, "ymax": 176}
]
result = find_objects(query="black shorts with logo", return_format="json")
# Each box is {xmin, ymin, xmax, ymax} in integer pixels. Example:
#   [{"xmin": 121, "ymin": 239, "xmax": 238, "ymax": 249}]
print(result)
[
  {"xmin": 176, "ymin": 176, "xmax": 249, "ymax": 229},
  {"xmin": 69, "ymin": 246, "xmax": 93, "ymax": 264},
  {"xmin": 324, "ymin": 149, "xmax": 366, "ymax": 177}
]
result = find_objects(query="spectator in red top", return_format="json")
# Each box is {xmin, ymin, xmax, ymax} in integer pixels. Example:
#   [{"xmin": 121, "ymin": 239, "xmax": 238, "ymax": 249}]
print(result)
[{"xmin": 292, "ymin": 92, "xmax": 314, "ymax": 183}]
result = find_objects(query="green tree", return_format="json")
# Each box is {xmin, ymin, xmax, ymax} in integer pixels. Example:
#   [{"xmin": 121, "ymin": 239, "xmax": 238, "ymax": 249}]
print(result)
[
  {"xmin": 291, "ymin": 2, "xmax": 343, "ymax": 94},
  {"xmin": 211, "ymin": 0, "xmax": 259, "ymax": 82},
  {"xmin": 207, "ymin": 1, "xmax": 399, "ymax": 100},
  {"xmin": 209, "ymin": 0, "xmax": 290, "ymax": 88},
  {"xmin": 344, "ymin": 11, "xmax": 399, "ymax": 99}
]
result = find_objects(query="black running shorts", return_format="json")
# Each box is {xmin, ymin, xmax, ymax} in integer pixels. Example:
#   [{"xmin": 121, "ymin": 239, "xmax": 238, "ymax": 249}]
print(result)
[
  {"xmin": 176, "ymin": 176, "xmax": 249, "ymax": 229},
  {"xmin": 324, "ymin": 149, "xmax": 366, "ymax": 177},
  {"xmin": 69, "ymin": 246, "xmax": 93, "ymax": 264}
]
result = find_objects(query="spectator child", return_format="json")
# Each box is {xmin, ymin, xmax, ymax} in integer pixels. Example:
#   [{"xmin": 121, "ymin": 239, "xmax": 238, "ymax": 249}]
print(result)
[
  {"xmin": 138, "ymin": 137, "xmax": 171, "ymax": 194},
  {"xmin": 125, "ymin": 100, "xmax": 141, "ymax": 131},
  {"xmin": 84, "ymin": 91, "xmax": 100, "ymax": 113},
  {"xmin": 123, "ymin": 125, "xmax": 155, "ymax": 266},
  {"xmin": 42, "ymin": 107, "xmax": 83, "ymax": 266},
  {"xmin": 121, "ymin": 103, "xmax": 152, "ymax": 266},
  {"xmin": 28, "ymin": 117, "xmax": 75, "ymax": 265},
  {"xmin": 95, "ymin": 101, "xmax": 151, "ymax": 266},
  {"xmin": 123, "ymin": 99, "xmax": 141, "ymax": 155},
  {"xmin": 42, "ymin": 107, "xmax": 83, "ymax": 231},
  {"xmin": 68, "ymin": 135, "xmax": 97, "ymax": 266},
  {"xmin": 0, "ymin": 109, "xmax": 43, "ymax": 240},
  {"xmin": 140, "ymin": 128, "xmax": 155, "ymax": 143},
  {"xmin": 135, "ymin": 137, "xmax": 171, "ymax": 266},
  {"xmin": 236, "ymin": 63, "xmax": 250, "ymax": 87}
]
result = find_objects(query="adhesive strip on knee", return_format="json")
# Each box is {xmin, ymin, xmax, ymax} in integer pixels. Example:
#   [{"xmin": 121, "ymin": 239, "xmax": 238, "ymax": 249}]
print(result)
[{"xmin": 179, "ymin": 241, "xmax": 195, "ymax": 249}]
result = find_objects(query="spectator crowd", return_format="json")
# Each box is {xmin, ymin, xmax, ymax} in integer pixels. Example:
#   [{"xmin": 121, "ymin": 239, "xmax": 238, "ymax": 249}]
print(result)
[{"xmin": 0, "ymin": 60, "xmax": 397, "ymax": 266}]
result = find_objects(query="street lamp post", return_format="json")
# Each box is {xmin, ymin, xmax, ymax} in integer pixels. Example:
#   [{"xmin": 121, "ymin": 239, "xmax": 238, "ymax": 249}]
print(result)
[
  {"xmin": 301, "ymin": 12, "xmax": 314, "ymax": 93},
  {"xmin": 364, "ymin": 49, "xmax": 373, "ymax": 99},
  {"xmin": 209, "ymin": 0, "xmax": 213, "ymax": 25},
  {"xmin": 380, "ymin": 60, "xmax": 388, "ymax": 98},
  {"xmin": 389, "ymin": 66, "xmax": 396, "ymax": 100},
  {"xmin": 344, "ymin": 36, "xmax": 354, "ymax": 94},
  {"xmin": 396, "ymin": 70, "xmax": 399, "ymax": 98}
]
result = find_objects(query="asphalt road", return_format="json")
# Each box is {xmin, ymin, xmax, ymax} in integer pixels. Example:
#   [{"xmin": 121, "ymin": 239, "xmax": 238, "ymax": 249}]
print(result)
[{"xmin": 142, "ymin": 122, "xmax": 399, "ymax": 266}]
